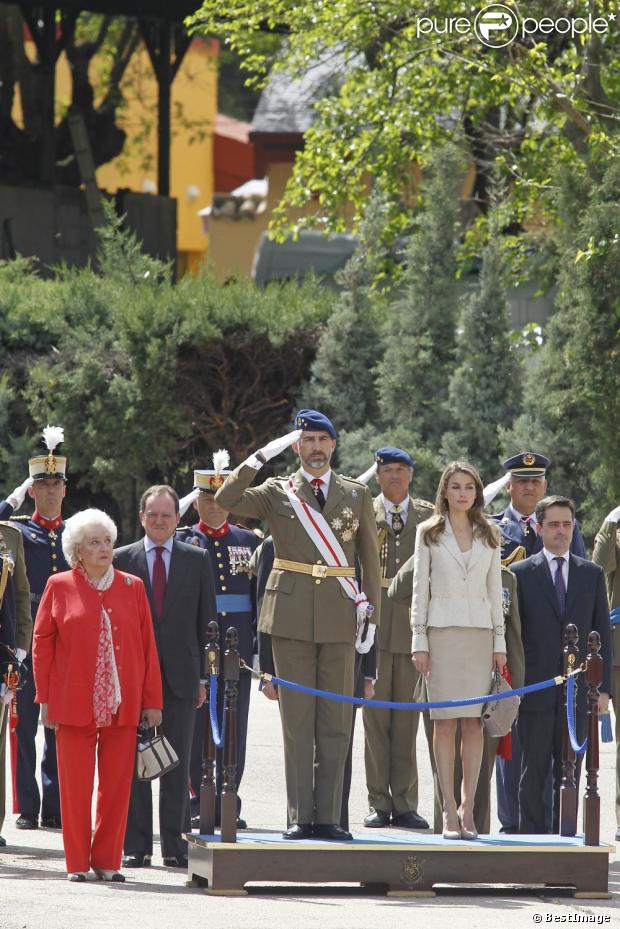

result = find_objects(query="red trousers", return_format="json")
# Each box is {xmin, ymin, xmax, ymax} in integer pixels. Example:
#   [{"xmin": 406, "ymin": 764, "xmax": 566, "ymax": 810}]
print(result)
[{"xmin": 56, "ymin": 721, "xmax": 136, "ymax": 873}]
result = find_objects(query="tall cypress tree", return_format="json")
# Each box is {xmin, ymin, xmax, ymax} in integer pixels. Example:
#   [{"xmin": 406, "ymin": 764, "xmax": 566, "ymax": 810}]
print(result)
[
  {"xmin": 376, "ymin": 144, "xmax": 464, "ymax": 450},
  {"xmin": 441, "ymin": 231, "xmax": 522, "ymax": 482},
  {"xmin": 302, "ymin": 191, "xmax": 390, "ymax": 425},
  {"xmin": 502, "ymin": 160, "xmax": 620, "ymax": 538}
]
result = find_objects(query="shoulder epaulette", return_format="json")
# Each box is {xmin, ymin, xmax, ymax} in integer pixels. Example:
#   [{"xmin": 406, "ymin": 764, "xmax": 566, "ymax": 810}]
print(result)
[
  {"xmin": 175, "ymin": 525, "xmax": 193, "ymax": 533},
  {"xmin": 412, "ymin": 498, "xmax": 434, "ymax": 510},
  {"xmin": 9, "ymin": 515, "xmax": 31, "ymax": 521},
  {"xmin": 501, "ymin": 564, "xmax": 515, "ymax": 576},
  {"xmin": 0, "ymin": 521, "xmax": 21, "ymax": 533}
]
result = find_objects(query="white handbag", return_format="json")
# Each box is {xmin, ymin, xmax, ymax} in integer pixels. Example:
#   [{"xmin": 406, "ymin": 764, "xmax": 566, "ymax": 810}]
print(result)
[
  {"xmin": 136, "ymin": 726, "xmax": 179, "ymax": 781},
  {"xmin": 482, "ymin": 671, "xmax": 521, "ymax": 738}
]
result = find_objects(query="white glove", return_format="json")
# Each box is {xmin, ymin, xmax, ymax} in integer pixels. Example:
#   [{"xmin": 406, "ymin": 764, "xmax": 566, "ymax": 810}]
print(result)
[
  {"xmin": 7, "ymin": 476, "xmax": 34, "ymax": 511},
  {"xmin": 483, "ymin": 473, "xmax": 510, "ymax": 508},
  {"xmin": 16, "ymin": 648, "xmax": 27, "ymax": 663},
  {"xmin": 179, "ymin": 487, "xmax": 200, "ymax": 518},
  {"xmin": 605, "ymin": 504, "xmax": 620, "ymax": 524},
  {"xmin": 356, "ymin": 621, "xmax": 376, "ymax": 655},
  {"xmin": 244, "ymin": 429, "xmax": 302, "ymax": 471}
]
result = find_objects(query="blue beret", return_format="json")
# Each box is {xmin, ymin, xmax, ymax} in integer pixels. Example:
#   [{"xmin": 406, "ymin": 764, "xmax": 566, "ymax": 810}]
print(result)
[
  {"xmin": 294, "ymin": 409, "xmax": 337, "ymax": 439},
  {"xmin": 503, "ymin": 451, "xmax": 550, "ymax": 478},
  {"xmin": 375, "ymin": 446, "xmax": 415, "ymax": 468}
]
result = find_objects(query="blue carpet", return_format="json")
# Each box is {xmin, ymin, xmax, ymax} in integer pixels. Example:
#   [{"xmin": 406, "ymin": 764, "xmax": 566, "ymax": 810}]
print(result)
[{"xmin": 193, "ymin": 830, "xmax": 589, "ymax": 848}]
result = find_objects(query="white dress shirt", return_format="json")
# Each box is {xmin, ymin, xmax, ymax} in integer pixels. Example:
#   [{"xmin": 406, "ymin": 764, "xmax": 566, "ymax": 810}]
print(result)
[
  {"xmin": 381, "ymin": 494, "xmax": 409, "ymax": 528},
  {"xmin": 143, "ymin": 534, "xmax": 174, "ymax": 584},
  {"xmin": 301, "ymin": 468, "xmax": 332, "ymax": 495},
  {"xmin": 543, "ymin": 547, "xmax": 569, "ymax": 588}
]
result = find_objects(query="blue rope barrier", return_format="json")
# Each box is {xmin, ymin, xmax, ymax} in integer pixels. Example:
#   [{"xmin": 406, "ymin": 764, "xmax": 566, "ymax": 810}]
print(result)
[
  {"xmin": 208, "ymin": 674, "xmax": 226, "ymax": 748},
  {"xmin": 253, "ymin": 668, "xmax": 565, "ymax": 711},
  {"xmin": 566, "ymin": 674, "xmax": 587, "ymax": 755}
]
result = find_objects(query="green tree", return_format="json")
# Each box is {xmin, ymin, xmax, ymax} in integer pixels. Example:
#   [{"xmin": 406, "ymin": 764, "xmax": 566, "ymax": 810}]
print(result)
[
  {"xmin": 502, "ymin": 159, "xmax": 620, "ymax": 540},
  {"xmin": 376, "ymin": 144, "xmax": 463, "ymax": 452},
  {"xmin": 302, "ymin": 191, "xmax": 391, "ymax": 425},
  {"xmin": 188, "ymin": 1, "xmax": 620, "ymax": 239},
  {"xmin": 441, "ymin": 228, "xmax": 522, "ymax": 482}
]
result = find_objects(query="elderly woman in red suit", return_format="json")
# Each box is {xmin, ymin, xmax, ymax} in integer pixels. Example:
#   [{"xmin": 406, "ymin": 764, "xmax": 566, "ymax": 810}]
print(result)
[
  {"xmin": 411, "ymin": 462, "xmax": 506, "ymax": 841},
  {"xmin": 33, "ymin": 508, "xmax": 162, "ymax": 882}
]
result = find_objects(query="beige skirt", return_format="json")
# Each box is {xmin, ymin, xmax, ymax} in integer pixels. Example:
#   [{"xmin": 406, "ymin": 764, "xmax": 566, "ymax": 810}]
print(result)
[{"xmin": 427, "ymin": 627, "xmax": 493, "ymax": 720}]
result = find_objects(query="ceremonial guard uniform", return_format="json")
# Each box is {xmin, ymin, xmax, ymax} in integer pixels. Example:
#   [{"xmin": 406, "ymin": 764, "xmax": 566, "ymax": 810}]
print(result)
[
  {"xmin": 363, "ymin": 447, "xmax": 432, "ymax": 829},
  {"xmin": 0, "ymin": 428, "xmax": 69, "ymax": 829},
  {"xmin": 216, "ymin": 410, "xmax": 380, "ymax": 839},
  {"xmin": 489, "ymin": 452, "xmax": 583, "ymax": 833},
  {"xmin": 0, "ymin": 523, "xmax": 32, "ymax": 845},
  {"xmin": 176, "ymin": 460, "xmax": 259, "ymax": 826}
]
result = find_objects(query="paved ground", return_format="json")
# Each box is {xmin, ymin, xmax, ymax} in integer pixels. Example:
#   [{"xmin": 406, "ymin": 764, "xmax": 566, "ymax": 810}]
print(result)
[{"xmin": 1, "ymin": 686, "xmax": 619, "ymax": 929}]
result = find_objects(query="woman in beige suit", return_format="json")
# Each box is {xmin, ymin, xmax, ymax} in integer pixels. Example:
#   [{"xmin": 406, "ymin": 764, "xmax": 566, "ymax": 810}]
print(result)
[{"xmin": 411, "ymin": 462, "xmax": 506, "ymax": 840}]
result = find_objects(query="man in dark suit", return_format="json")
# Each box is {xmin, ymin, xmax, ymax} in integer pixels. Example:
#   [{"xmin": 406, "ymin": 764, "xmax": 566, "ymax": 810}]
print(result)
[
  {"xmin": 512, "ymin": 495, "xmax": 611, "ymax": 834},
  {"xmin": 114, "ymin": 485, "xmax": 216, "ymax": 868},
  {"xmin": 489, "ymin": 451, "xmax": 585, "ymax": 834}
]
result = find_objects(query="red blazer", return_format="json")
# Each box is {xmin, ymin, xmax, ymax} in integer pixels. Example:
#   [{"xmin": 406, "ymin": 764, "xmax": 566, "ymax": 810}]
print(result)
[{"xmin": 33, "ymin": 567, "xmax": 163, "ymax": 727}]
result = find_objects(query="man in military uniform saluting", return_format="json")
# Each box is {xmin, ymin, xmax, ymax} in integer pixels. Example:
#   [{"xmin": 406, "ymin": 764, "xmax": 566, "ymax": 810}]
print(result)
[
  {"xmin": 0, "ymin": 519, "xmax": 32, "ymax": 846},
  {"xmin": 363, "ymin": 446, "xmax": 431, "ymax": 830},
  {"xmin": 0, "ymin": 426, "xmax": 69, "ymax": 830},
  {"xmin": 216, "ymin": 409, "xmax": 380, "ymax": 840},
  {"xmin": 176, "ymin": 451, "xmax": 259, "ymax": 829},
  {"xmin": 488, "ymin": 451, "xmax": 585, "ymax": 833}
]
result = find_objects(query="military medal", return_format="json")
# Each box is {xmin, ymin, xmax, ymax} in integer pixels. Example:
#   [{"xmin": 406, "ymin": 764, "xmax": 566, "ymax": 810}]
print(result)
[{"xmin": 391, "ymin": 506, "xmax": 404, "ymax": 536}]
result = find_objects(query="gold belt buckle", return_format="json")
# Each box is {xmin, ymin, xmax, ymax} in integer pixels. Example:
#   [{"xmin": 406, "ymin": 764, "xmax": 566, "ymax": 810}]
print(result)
[{"xmin": 311, "ymin": 564, "xmax": 328, "ymax": 579}]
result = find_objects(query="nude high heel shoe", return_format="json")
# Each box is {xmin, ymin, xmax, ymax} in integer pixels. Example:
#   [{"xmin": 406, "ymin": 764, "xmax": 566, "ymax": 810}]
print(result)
[
  {"xmin": 457, "ymin": 807, "xmax": 478, "ymax": 840},
  {"xmin": 442, "ymin": 810, "xmax": 461, "ymax": 840}
]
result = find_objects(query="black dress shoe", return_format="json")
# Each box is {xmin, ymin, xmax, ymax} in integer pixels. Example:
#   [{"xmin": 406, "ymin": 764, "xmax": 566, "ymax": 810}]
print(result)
[
  {"xmin": 162, "ymin": 856, "xmax": 188, "ymax": 868},
  {"xmin": 391, "ymin": 811, "xmax": 430, "ymax": 830},
  {"xmin": 122, "ymin": 853, "xmax": 151, "ymax": 868},
  {"xmin": 236, "ymin": 817, "xmax": 247, "ymax": 830},
  {"xmin": 41, "ymin": 816, "xmax": 62, "ymax": 829},
  {"xmin": 16, "ymin": 814, "xmax": 38, "ymax": 830},
  {"xmin": 313, "ymin": 824, "xmax": 353, "ymax": 841},
  {"xmin": 615, "ymin": 827, "xmax": 620, "ymax": 842},
  {"xmin": 282, "ymin": 823, "xmax": 313, "ymax": 840},
  {"xmin": 0, "ymin": 835, "xmax": 6, "ymax": 847},
  {"xmin": 364, "ymin": 809, "xmax": 391, "ymax": 828}
]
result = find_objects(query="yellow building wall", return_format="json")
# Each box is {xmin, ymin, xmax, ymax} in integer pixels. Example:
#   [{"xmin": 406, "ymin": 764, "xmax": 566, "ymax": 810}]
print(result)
[
  {"xmin": 42, "ymin": 36, "xmax": 216, "ymax": 268},
  {"xmin": 96, "ymin": 38, "xmax": 216, "ymax": 263}
]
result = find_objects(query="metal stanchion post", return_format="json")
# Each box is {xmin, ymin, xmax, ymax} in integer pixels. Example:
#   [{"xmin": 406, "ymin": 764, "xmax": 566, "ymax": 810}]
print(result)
[
  {"xmin": 560, "ymin": 623, "xmax": 579, "ymax": 836},
  {"xmin": 200, "ymin": 621, "xmax": 219, "ymax": 836},
  {"xmin": 220, "ymin": 626, "xmax": 239, "ymax": 844},
  {"xmin": 584, "ymin": 631, "xmax": 602, "ymax": 846}
]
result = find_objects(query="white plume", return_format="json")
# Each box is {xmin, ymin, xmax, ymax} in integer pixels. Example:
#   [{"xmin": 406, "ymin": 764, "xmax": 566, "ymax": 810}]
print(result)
[
  {"xmin": 356, "ymin": 462, "xmax": 378, "ymax": 485},
  {"xmin": 212, "ymin": 449, "xmax": 230, "ymax": 473},
  {"xmin": 41, "ymin": 425, "xmax": 64, "ymax": 452}
]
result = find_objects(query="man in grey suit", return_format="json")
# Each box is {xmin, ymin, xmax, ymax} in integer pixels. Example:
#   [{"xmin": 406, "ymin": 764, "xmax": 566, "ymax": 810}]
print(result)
[{"xmin": 114, "ymin": 485, "xmax": 216, "ymax": 868}]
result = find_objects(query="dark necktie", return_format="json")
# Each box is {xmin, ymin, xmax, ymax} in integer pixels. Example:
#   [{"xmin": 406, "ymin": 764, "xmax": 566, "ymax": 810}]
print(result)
[
  {"xmin": 152, "ymin": 546, "xmax": 167, "ymax": 620},
  {"xmin": 310, "ymin": 478, "xmax": 326, "ymax": 510},
  {"xmin": 553, "ymin": 555, "xmax": 566, "ymax": 614},
  {"xmin": 391, "ymin": 505, "xmax": 404, "ymax": 536}
]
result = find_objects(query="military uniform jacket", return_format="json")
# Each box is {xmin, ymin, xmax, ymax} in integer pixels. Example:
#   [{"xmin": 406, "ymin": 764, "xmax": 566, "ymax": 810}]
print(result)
[
  {"xmin": 592, "ymin": 518, "xmax": 620, "ymax": 668},
  {"xmin": 374, "ymin": 495, "xmax": 433, "ymax": 654},
  {"xmin": 0, "ymin": 501, "xmax": 69, "ymax": 621},
  {"xmin": 216, "ymin": 465, "xmax": 381, "ymax": 644},
  {"xmin": 176, "ymin": 522, "xmax": 259, "ymax": 664},
  {"xmin": 490, "ymin": 505, "xmax": 586, "ymax": 566},
  {"xmin": 0, "ymin": 522, "xmax": 32, "ymax": 653}
]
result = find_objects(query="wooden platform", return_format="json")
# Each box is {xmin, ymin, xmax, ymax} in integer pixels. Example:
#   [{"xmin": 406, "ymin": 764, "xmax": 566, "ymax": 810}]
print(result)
[{"xmin": 185, "ymin": 829, "xmax": 612, "ymax": 897}]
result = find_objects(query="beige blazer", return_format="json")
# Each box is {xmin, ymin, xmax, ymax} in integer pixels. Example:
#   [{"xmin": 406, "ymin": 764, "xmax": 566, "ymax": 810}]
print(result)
[{"xmin": 411, "ymin": 518, "xmax": 505, "ymax": 653}]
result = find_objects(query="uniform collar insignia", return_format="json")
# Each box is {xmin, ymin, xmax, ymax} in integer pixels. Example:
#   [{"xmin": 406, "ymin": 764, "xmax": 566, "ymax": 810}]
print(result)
[
  {"xmin": 197, "ymin": 520, "xmax": 230, "ymax": 539},
  {"xmin": 32, "ymin": 511, "xmax": 63, "ymax": 531}
]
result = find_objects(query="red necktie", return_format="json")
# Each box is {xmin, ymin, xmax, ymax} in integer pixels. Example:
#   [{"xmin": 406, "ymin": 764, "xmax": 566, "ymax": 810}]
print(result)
[
  {"xmin": 310, "ymin": 478, "xmax": 326, "ymax": 509},
  {"xmin": 152, "ymin": 546, "xmax": 167, "ymax": 620}
]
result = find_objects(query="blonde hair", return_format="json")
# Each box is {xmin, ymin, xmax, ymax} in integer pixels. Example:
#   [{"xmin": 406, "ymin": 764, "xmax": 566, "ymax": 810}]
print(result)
[{"xmin": 421, "ymin": 461, "xmax": 499, "ymax": 548}]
